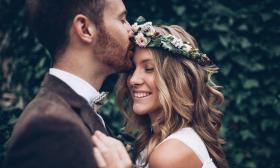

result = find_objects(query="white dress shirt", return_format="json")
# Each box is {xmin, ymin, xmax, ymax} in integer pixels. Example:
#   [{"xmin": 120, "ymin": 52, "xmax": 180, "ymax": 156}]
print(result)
[{"xmin": 49, "ymin": 68, "xmax": 106, "ymax": 126}]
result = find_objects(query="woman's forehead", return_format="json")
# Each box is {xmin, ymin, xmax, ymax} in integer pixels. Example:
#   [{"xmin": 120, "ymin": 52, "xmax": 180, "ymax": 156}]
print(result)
[{"xmin": 134, "ymin": 48, "xmax": 154, "ymax": 63}]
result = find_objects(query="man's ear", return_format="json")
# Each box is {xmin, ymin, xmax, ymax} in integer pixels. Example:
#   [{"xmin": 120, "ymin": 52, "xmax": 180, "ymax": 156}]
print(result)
[{"xmin": 72, "ymin": 14, "xmax": 96, "ymax": 43}]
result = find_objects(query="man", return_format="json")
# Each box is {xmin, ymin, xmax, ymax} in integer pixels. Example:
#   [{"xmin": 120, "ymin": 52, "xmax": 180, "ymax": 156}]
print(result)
[{"xmin": 3, "ymin": 0, "xmax": 133, "ymax": 167}]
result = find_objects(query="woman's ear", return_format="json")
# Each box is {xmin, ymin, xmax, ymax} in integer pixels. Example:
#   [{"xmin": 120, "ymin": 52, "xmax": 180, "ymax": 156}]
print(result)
[{"xmin": 72, "ymin": 14, "xmax": 96, "ymax": 43}]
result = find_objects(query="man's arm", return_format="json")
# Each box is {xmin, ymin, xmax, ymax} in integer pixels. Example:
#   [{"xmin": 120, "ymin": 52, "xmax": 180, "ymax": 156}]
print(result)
[{"xmin": 4, "ymin": 115, "xmax": 97, "ymax": 168}]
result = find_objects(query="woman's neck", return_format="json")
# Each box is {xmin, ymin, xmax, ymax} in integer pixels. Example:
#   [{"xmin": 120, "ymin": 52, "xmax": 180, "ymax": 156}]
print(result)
[{"xmin": 149, "ymin": 109, "xmax": 162, "ymax": 134}]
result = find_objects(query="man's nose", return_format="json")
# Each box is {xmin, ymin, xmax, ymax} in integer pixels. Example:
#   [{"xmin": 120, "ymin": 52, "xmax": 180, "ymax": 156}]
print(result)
[{"xmin": 126, "ymin": 21, "xmax": 133, "ymax": 37}]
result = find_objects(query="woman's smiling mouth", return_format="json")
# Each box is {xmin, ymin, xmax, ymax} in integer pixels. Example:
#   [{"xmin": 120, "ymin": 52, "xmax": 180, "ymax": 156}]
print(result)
[{"xmin": 132, "ymin": 91, "xmax": 152, "ymax": 99}]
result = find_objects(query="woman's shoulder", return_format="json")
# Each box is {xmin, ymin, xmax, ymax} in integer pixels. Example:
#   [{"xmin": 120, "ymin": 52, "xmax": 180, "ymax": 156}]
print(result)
[
  {"xmin": 148, "ymin": 137, "xmax": 202, "ymax": 168},
  {"xmin": 166, "ymin": 127, "xmax": 212, "ymax": 162}
]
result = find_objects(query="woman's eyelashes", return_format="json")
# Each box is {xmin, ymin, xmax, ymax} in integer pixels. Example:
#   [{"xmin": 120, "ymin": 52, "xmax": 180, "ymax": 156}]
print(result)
[
  {"xmin": 128, "ymin": 62, "xmax": 154, "ymax": 74},
  {"xmin": 145, "ymin": 68, "xmax": 154, "ymax": 72},
  {"xmin": 144, "ymin": 65, "xmax": 155, "ymax": 73}
]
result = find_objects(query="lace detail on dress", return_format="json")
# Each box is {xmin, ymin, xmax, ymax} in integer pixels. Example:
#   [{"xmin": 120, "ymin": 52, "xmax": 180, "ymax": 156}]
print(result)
[{"xmin": 136, "ymin": 150, "xmax": 148, "ymax": 168}]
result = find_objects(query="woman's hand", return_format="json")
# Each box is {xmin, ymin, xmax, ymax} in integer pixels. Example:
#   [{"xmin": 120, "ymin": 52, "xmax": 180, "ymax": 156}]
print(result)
[{"xmin": 92, "ymin": 131, "xmax": 132, "ymax": 168}]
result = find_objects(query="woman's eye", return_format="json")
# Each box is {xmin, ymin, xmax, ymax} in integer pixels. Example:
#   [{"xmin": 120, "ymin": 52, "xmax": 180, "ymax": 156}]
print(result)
[{"xmin": 145, "ymin": 67, "xmax": 154, "ymax": 72}]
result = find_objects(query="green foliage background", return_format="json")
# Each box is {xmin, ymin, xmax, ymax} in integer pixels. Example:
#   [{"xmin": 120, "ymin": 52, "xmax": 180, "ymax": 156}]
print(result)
[{"xmin": 0, "ymin": 0, "xmax": 279, "ymax": 167}]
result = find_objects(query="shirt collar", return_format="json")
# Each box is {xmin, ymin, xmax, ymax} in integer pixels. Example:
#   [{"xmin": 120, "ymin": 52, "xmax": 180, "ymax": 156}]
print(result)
[{"xmin": 49, "ymin": 68, "xmax": 100, "ymax": 106}]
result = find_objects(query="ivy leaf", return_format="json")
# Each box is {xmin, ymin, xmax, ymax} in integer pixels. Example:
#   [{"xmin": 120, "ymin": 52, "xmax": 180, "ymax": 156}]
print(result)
[
  {"xmin": 240, "ymin": 130, "xmax": 255, "ymax": 140},
  {"xmin": 238, "ymin": 24, "xmax": 248, "ymax": 31},
  {"xmin": 218, "ymin": 35, "xmax": 230, "ymax": 47},
  {"xmin": 243, "ymin": 79, "xmax": 259, "ymax": 89},
  {"xmin": 136, "ymin": 16, "xmax": 146, "ymax": 24},
  {"xmin": 213, "ymin": 23, "xmax": 229, "ymax": 32},
  {"xmin": 173, "ymin": 5, "xmax": 185, "ymax": 16},
  {"xmin": 240, "ymin": 37, "xmax": 251, "ymax": 48}
]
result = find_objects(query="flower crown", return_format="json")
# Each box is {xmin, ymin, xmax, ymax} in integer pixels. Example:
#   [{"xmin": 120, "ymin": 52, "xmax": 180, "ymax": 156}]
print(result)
[{"xmin": 131, "ymin": 17, "xmax": 211, "ymax": 66}]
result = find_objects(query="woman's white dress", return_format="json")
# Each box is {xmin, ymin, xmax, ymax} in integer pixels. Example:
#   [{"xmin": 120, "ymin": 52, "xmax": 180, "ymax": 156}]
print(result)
[{"xmin": 136, "ymin": 127, "xmax": 216, "ymax": 168}]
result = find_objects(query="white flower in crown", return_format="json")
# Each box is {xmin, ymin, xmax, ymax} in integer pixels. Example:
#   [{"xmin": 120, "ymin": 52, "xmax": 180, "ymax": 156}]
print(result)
[
  {"xmin": 171, "ymin": 36, "xmax": 184, "ymax": 48},
  {"xmin": 145, "ymin": 26, "xmax": 156, "ymax": 37},
  {"xmin": 135, "ymin": 32, "xmax": 148, "ymax": 47},
  {"xmin": 141, "ymin": 22, "xmax": 152, "ymax": 30},
  {"xmin": 132, "ymin": 23, "xmax": 140, "ymax": 32},
  {"xmin": 140, "ymin": 22, "xmax": 155, "ymax": 36},
  {"xmin": 183, "ymin": 44, "xmax": 193, "ymax": 52}
]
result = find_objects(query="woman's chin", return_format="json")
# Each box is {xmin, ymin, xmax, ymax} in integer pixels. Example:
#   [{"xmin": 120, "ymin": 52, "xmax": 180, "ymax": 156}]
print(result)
[{"xmin": 132, "ymin": 105, "xmax": 149, "ymax": 116}]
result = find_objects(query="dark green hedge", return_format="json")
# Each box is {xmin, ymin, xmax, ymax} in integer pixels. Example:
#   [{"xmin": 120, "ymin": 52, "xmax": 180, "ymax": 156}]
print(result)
[{"xmin": 1, "ymin": 0, "xmax": 279, "ymax": 167}]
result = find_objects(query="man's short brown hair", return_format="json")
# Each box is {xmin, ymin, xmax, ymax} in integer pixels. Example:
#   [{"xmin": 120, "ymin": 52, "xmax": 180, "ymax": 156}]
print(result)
[{"xmin": 26, "ymin": 0, "xmax": 106, "ymax": 60}]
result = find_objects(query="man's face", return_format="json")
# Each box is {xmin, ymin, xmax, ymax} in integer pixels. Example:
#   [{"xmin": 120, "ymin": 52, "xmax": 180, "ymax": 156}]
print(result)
[{"xmin": 93, "ymin": 0, "xmax": 134, "ymax": 72}]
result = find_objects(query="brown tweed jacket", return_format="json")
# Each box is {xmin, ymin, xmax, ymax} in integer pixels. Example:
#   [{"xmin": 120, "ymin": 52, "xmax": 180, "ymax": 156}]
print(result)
[{"xmin": 3, "ymin": 74, "xmax": 109, "ymax": 168}]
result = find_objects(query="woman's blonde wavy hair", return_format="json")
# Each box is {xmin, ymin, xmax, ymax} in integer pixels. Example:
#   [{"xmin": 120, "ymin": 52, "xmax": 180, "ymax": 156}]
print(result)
[{"xmin": 115, "ymin": 25, "xmax": 228, "ymax": 168}]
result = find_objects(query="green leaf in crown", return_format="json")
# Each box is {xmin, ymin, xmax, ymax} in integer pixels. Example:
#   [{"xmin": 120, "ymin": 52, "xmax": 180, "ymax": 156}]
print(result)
[{"xmin": 136, "ymin": 16, "xmax": 146, "ymax": 24}]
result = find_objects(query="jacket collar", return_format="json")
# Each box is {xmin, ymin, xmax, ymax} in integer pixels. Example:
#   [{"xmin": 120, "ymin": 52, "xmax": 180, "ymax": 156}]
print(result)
[{"xmin": 40, "ymin": 74, "xmax": 108, "ymax": 135}]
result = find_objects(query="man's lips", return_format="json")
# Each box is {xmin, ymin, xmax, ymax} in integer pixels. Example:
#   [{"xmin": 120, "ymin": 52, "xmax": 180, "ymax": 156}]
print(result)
[
  {"xmin": 128, "ymin": 42, "xmax": 135, "ymax": 50},
  {"xmin": 127, "ymin": 49, "xmax": 134, "ymax": 59},
  {"xmin": 128, "ymin": 42, "xmax": 135, "ymax": 56}
]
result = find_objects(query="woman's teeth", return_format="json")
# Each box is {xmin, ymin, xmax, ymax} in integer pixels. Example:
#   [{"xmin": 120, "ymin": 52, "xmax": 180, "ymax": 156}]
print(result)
[{"xmin": 133, "ymin": 92, "xmax": 151, "ymax": 98}]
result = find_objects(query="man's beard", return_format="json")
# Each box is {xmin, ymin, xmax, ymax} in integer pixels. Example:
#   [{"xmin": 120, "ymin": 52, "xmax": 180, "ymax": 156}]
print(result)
[{"xmin": 93, "ymin": 26, "xmax": 133, "ymax": 73}]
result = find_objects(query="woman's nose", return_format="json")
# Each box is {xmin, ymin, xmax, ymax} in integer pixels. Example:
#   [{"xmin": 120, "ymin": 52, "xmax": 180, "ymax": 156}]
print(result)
[{"xmin": 129, "ymin": 72, "xmax": 143, "ymax": 86}]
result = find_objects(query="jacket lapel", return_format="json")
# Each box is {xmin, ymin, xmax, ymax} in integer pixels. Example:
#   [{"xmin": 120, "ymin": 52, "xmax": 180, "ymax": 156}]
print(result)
[{"xmin": 41, "ymin": 74, "xmax": 108, "ymax": 135}]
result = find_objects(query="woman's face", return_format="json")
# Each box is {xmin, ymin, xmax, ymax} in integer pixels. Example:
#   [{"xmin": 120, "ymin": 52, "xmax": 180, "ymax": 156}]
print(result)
[{"xmin": 127, "ymin": 48, "xmax": 161, "ymax": 120}]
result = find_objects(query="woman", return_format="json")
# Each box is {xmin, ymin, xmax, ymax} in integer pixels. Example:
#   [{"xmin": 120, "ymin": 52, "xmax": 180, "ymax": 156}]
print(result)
[{"xmin": 92, "ymin": 18, "xmax": 228, "ymax": 168}]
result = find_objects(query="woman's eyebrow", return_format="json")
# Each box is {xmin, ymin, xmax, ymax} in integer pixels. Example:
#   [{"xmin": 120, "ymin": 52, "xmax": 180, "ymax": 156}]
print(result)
[{"xmin": 141, "ymin": 59, "xmax": 153, "ymax": 63}]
